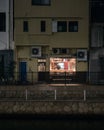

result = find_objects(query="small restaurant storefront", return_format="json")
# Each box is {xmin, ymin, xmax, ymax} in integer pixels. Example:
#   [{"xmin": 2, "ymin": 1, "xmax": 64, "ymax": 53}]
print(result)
[
  {"xmin": 49, "ymin": 57, "xmax": 76, "ymax": 83},
  {"xmin": 38, "ymin": 56, "xmax": 87, "ymax": 84}
]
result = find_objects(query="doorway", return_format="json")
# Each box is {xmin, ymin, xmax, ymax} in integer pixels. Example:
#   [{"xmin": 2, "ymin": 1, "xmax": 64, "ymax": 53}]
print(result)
[
  {"xmin": 19, "ymin": 61, "xmax": 27, "ymax": 82},
  {"xmin": 38, "ymin": 59, "xmax": 47, "ymax": 82}
]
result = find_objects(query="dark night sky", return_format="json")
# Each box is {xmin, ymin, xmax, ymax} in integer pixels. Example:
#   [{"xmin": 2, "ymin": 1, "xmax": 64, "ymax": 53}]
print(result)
[{"xmin": 90, "ymin": 0, "xmax": 104, "ymax": 22}]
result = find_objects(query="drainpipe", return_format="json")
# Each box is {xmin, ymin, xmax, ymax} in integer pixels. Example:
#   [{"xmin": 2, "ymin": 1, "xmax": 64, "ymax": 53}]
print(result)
[
  {"xmin": 8, "ymin": 0, "xmax": 11, "ymax": 50},
  {"xmin": 88, "ymin": 0, "xmax": 91, "ymax": 84}
]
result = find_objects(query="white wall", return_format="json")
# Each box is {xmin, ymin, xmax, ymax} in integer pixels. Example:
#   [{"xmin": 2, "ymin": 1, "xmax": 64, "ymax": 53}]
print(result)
[{"xmin": 0, "ymin": 0, "xmax": 13, "ymax": 50}]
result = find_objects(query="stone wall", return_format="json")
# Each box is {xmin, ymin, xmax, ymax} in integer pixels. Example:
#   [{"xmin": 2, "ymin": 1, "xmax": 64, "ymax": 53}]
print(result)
[{"xmin": 0, "ymin": 101, "xmax": 104, "ymax": 115}]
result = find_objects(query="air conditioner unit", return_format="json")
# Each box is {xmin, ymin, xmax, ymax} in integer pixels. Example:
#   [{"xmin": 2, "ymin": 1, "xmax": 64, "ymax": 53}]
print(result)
[
  {"xmin": 77, "ymin": 49, "xmax": 87, "ymax": 61},
  {"xmin": 31, "ymin": 47, "xmax": 41, "ymax": 57},
  {"xmin": 52, "ymin": 48, "xmax": 60, "ymax": 54}
]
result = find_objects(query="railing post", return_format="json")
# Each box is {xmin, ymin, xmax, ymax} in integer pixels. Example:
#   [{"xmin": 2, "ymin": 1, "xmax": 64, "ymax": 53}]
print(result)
[
  {"xmin": 26, "ymin": 89, "xmax": 28, "ymax": 101},
  {"xmin": 32, "ymin": 72, "xmax": 33, "ymax": 84},
  {"xmin": 84, "ymin": 90, "xmax": 86, "ymax": 101},
  {"xmin": 55, "ymin": 90, "xmax": 57, "ymax": 100},
  {"xmin": 65, "ymin": 71, "xmax": 66, "ymax": 87}
]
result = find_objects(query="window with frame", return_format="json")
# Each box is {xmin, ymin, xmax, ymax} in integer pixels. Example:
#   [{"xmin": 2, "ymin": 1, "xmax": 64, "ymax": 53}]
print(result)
[
  {"xmin": 40, "ymin": 21, "xmax": 46, "ymax": 32},
  {"xmin": 57, "ymin": 21, "xmax": 67, "ymax": 32},
  {"xmin": 23, "ymin": 21, "xmax": 28, "ymax": 32},
  {"xmin": 32, "ymin": 0, "xmax": 51, "ymax": 5},
  {"xmin": 0, "ymin": 13, "xmax": 6, "ymax": 32},
  {"xmin": 68, "ymin": 21, "xmax": 78, "ymax": 32}
]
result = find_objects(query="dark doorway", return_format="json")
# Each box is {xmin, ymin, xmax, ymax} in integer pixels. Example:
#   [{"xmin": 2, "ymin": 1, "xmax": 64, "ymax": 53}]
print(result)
[
  {"xmin": 19, "ymin": 61, "xmax": 27, "ymax": 82},
  {"xmin": 99, "ymin": 57, "xmax": 104, "ymax": 79}
]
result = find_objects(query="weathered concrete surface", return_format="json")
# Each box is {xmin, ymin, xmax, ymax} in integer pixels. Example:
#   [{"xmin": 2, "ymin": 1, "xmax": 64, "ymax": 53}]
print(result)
[
  {"xmin": 0, "ymin": 101, "xmax": 104, "ymax": 115},
  {"xmin": 0, "ymin": 84, "xmax": 104, "ymax": 115}
]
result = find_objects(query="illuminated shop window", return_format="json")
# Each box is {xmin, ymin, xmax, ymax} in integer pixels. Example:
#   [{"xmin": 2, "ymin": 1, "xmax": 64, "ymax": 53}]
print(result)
[{"xmin": 50, "ymin": 58, "xmax": 76, "ymax": 74}]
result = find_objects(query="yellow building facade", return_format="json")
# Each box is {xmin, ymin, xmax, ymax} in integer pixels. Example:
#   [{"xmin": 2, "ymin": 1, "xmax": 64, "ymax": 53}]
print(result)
[{"xmin": 14, "ymin": 0, "xmax": 89, "ymax": 83}]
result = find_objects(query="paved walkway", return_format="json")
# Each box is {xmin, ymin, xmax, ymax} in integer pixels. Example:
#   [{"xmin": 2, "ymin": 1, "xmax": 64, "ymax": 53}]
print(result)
[{"xmin": 0, "ymin": 83, "xmax": 104, "ymax": 91}]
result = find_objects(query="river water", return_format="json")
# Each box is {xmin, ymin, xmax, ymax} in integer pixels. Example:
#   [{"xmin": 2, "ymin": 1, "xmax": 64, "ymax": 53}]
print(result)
[{"xmin": 0, "ymin": 115, "xmax": 104, "ymax": 130}]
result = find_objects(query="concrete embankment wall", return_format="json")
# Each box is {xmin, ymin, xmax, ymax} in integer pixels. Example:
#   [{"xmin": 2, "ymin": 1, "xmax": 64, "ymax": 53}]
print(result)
[{"xmin": 0, "ymin": 101, "xmax": 104, "ymax": 115}]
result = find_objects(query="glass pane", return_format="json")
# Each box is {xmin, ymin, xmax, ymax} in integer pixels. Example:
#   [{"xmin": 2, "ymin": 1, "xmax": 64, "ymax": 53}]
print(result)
[
  {"xmin": 32, "ymin": 0, "xmax": 41, "ymax": 5},
  {"xmin": 57, "ymin": 21, "xmax": 67, "ymax": 32},
  {"xmin": 69, "ymin": 21, "xmax": 78, "ymax": 32},
  {"xmin": 0, "ymin": 13, "xmax": 6, "ymax": 32}
]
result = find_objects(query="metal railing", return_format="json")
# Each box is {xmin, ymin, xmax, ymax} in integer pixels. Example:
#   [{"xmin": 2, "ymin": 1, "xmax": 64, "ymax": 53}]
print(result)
[
  {"xmin": 0, "ymin": 72, "xmax": 35, "ymax": 85},
  {"xmin": 50, "ymin": 72, "xmax": 87, "ymax": 84},
  {"xmin": 0, "ymin": 72, "xmax": 104, "ymax": 85},
  {"xmin": 0, "ymin": 89, "xmax": 104, "ymax": 102}
]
